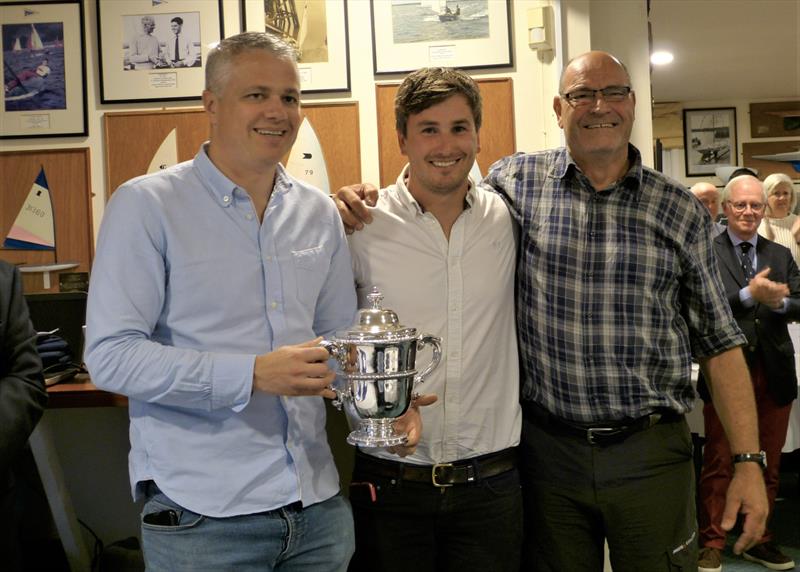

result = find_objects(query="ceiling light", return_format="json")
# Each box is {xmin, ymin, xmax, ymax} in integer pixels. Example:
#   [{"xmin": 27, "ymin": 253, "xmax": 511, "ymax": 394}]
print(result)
[{"xmin": 651, "ymin": 51, "xmax": 674, "ymax": 66}]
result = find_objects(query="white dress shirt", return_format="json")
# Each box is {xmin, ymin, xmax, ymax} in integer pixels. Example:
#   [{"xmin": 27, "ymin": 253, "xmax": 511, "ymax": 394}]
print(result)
[{"xmin": 347, "ymin": 165, "xmax": 521, "ymax": 465}]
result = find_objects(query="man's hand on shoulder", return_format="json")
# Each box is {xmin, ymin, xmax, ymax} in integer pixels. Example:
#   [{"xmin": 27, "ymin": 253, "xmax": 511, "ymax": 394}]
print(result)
[
  {"xmin": 332, "ymin": 184, "xmax": 378, "ymax": 234},
  {"xmin": 253, "ymin": 337, "xmax": 336, "ymax": 398}
]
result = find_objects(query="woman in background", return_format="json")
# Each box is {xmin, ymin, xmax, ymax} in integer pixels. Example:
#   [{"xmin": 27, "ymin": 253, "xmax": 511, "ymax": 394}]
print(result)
[{"xmin": 758, "ymin": 172, "xmax": 800, "ymax": 266}]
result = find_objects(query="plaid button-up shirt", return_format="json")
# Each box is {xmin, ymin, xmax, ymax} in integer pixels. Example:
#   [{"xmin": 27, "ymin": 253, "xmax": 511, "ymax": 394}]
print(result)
[{"xmin": 485, "ymin": 145, "xmax": 746, "ymax": 423}]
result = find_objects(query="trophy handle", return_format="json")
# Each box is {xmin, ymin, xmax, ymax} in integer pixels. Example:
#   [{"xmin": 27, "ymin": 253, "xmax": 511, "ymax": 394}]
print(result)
[
  {"xmin": 320, "ymin": 340, "xmax": 348, "ymax": 410},
  {"xmin": 415, "ymin": 334, "xmax": 442, "ymax": 384}
]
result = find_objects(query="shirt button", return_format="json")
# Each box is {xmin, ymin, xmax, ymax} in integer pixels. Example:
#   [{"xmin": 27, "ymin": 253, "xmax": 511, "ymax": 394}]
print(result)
[
  {"xmin": 270, "ymin": 301, "xmax": 278, "ymax": 309},
  {"xmin": 754, "ymin": 318, "xmax": 760, "ymax": 325},
  {"xmin": 246, "ymin": 213, "xmax": 253, "ymax": 220},
  {"xmin": 265, "ymin": 255, "xmax": 273, "ymax": 262},
  {"xmin": 748, "ymin": 346, "xmax": 756, "ymax": 352},
  {"xmin": 223, "ymin": 195, "xmax": 230, "ymax": 203},
  {"xmin": 586, "ymin": 272, "xmax": 593, "ymax": 278}
]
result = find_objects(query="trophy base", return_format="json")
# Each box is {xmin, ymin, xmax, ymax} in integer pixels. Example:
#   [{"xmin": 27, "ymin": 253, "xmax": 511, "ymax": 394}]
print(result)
[{"xmin": 346, "ymin": 419, "xmax": 408, "ymax": 448}]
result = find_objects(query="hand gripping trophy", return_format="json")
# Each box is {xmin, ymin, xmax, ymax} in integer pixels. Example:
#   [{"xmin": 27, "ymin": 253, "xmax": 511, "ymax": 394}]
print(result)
[{"xmin": 322, "ymin": 287, "xmax": 442, "ymax": 447}]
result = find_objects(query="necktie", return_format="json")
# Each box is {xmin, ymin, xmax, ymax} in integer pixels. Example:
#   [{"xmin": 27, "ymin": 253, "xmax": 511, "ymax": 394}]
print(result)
[
  {"xmin": 174, "ymin": 35, "xmax": 180, "ymax": 62},
  {"xmin": 739, "ymin": 242, "xmax": 755, "ymax": 281}
]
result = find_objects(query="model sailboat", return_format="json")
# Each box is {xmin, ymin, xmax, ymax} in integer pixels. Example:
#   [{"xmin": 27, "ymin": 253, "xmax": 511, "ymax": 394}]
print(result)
[
  {"xmin": 285, "ymin": 117, "xmax": 331, "ymax": 194},
  {"xmin": 4, "ymin": 167, "xmax": 78, "ymax": 288}
]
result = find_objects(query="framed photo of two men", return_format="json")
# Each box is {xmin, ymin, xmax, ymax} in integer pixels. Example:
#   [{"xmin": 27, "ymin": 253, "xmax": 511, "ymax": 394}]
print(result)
[{"xmin": 96, "ymin": 0, "xmax": 224, "ymax": 103}]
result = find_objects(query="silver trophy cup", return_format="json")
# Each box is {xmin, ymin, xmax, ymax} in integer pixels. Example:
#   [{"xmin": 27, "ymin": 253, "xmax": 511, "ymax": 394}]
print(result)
[{"xmin": 322, "ymin": 287, "xmax": 442, "ymax": 447}]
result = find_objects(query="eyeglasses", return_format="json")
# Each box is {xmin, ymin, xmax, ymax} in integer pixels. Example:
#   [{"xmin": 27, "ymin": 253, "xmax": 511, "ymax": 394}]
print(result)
[
  {"xmin": 728, "ymin": 201, "xmax": 765, "ymax": 213},
  {"xmin": 561, "ymin": 86, "xmax": 632, "ymax": 106}
]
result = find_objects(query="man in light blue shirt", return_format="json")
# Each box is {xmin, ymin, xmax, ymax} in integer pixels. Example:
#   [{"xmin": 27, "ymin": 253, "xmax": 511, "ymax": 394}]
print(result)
[{"xmin": 86, "ymin": 32, "xmax": 401, "ymax": 570}]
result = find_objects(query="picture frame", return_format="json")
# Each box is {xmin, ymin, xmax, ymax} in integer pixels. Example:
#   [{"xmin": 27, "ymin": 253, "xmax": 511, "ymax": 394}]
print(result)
[
  {"xmin": 370, "ymin": 0, "xmax": 512, "ymax": 75},
  {"xmin": 96, "ymin": 0, "xmax": 224, "ymax": 103},
  {"xmin": 0, "ymin": 0, "xmax": 87, "ymax": 138},
  {"xmin": 683, "ymin": 107, "xmax": 738, "ymax": 177},
  {"xmin": 240, "ymin": 0, "xmax": 350, "ymax": 93}
]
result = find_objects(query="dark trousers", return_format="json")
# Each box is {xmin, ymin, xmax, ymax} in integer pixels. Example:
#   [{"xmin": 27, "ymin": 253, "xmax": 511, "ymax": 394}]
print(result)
[
  {"xmin": 348, "ymin": 453, "xmax": 523, "ymax": 572},
  {"xmin": 519, "ymin": 412, "xmax": 697, "ymax": 572},
  {"xmin": 698, "ymin": 359, "xmax": 792, "ymax": 549}
]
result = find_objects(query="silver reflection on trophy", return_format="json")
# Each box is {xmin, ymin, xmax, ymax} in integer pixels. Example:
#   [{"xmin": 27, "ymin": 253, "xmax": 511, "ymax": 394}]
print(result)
[{"xmin": 322, "ymin": 287, "xmax": 442, "ymax": 447}]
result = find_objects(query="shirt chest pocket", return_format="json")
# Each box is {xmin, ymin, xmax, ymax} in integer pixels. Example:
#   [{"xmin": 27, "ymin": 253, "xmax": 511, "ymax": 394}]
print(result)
[{"xmin": 292, "ymin": 245, "xmax": 330, "ymax": 307}]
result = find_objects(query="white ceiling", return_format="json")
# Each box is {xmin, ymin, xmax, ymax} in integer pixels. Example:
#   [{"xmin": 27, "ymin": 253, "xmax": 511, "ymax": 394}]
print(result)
[{"xmin": 649, "ymin": 0, "xmax": 800, "ymax": 103}]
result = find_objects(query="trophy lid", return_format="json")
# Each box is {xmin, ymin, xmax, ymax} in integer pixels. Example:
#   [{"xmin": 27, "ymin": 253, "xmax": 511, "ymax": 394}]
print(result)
[{"xmin": 335, "ymin": 287, "xmax": 417, "ymax": 341}]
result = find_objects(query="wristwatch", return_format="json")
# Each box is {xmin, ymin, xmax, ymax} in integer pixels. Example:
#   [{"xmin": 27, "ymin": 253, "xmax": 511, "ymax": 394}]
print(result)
[{"xmin": 732, "ymin": 451, "xmax": 767, "ymax": 469}]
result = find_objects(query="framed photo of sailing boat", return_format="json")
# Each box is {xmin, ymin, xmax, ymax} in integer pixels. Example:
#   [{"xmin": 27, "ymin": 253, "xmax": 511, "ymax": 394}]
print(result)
[
  {"xmin": 0, "ymin": 0, "xmax": 87, "ymax": 138},
  {"xmin": 683, "ymin": 107, "xmax": 738, "ymax": 177},
  {"xmin": 370, "ymin": 0, "xmax": 512, "ymax": 74},
  {"xmin": 241, "ymin": 0, "xmax": 350, "ymax": 93},
  {"xmin": 96, "ymin": 0, "xmax": 223, "ymax": 103}
]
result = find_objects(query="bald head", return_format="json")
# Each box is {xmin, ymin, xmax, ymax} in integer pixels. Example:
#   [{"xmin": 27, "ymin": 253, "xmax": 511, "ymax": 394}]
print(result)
[
  {"xmin": 690, "ymin": 182, "xmax": 720, "ymax": 218},
  {"xmin": 559, "ymin": 51, "xmax": 631, "ymax": 93}
]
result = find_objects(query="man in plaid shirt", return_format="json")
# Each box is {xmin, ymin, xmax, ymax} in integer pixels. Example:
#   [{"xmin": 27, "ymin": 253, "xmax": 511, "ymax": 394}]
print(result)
[{"xmin": 334, "ymin": 51, "xmax": 768, "ymax": 571}]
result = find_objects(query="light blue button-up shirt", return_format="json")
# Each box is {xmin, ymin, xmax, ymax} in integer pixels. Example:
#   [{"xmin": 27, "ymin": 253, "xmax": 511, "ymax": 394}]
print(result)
[{"xmin": 85, "ymin": 146, "xmax": 357, "ymax": 517}]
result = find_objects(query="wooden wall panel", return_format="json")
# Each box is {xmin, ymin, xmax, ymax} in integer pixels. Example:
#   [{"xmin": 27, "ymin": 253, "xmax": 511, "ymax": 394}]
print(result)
[
  {"xmin": 376, "ymin": 78, "xmax": 516, "ymax": 188},
  {"xmin": 104, "ymin": 103, "xmax": 360, "ymax": 196},
  {"xmin": 0, "ymin": 148, "xmax": 94, "ymax": 293}
]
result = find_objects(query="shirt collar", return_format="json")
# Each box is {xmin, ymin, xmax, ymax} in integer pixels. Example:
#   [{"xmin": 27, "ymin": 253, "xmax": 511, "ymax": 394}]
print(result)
[
  {"xmin": 726, "ymin": 229, "xmax": 758, "ymax": 250},
  {"xmin": 554, "ymin": 144, "xmax": 643, "ymax": 196},
  {"xmin": 393, "ymin": 163, "xmax": 476, "ymax": 214},
  {"xmin": 193, "ymin": 143, "xmax": 292, "ymax": 208}
]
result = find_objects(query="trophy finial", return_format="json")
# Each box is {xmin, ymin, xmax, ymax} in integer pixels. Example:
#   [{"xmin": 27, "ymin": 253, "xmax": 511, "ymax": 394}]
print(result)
[{"xmin": 367, "ymin": 286, "xmax": 383, "ymax": 309}]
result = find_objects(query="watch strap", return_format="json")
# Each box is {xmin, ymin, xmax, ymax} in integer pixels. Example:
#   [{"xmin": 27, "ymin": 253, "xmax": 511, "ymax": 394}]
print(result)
[{"xmin": 731, "ymin": 451, "xmax": 767, "ymax": 468}]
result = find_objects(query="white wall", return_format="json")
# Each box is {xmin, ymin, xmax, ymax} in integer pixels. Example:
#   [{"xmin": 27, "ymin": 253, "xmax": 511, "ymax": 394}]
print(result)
[{"xmin": 1, "ymin": 0, "xmax": 564, "ymax": 242}]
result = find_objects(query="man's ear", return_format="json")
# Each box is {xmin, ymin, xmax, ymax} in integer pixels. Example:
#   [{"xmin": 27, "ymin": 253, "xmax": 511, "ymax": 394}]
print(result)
[
  {"xmin": 397, "ymin": 129, "xmax": 408, "ymax": 157},
  {"xmin": 202, "ymin": 90, "xmax": 217, "ymax": 125},
  {"xmin": 553, "ymin": 96, "xmax": 564, "ymax": 128}
]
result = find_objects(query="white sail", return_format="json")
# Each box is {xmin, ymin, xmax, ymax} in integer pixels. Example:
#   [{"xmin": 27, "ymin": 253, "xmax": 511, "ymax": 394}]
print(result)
[
  {"xmin": 4, "ymin": 167, "xmax": 55, "ymax": 250},
  {"xmin": 297, "ymin": 2, "xmax": 309, "ymax": 52},
  {"xmin": 147, "ymin": 128, "xmax": 179, "ymax": 173},
  {"xmin": 285, "ymin": 117, "xmax": 331, "ymax": 194},
  {"xmin": 29, "ymin": 24, "xmax": 44, "ymax": 50},
  {"xmin": 12, "ymin": 37, "xmax": 22, "ymax": 51}
]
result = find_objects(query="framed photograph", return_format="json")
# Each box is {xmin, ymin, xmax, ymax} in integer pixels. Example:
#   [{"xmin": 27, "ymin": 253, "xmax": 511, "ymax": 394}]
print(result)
[
  {"xmin": 241, "ymin": 0, "xmax": 350, "ymax": 93},
  {"xmin": 683, "ymin": 107, "xmax": 738, "ymax": 177},
  {"xmin": 370, "ymin": 0, "xmax": 512, "ymax": 75},
  {"xmin": 97, "ymin": 0, "xmax": 224, "ymax": 103},
  {"xmin": 0, "ymin": 0, "xmax": 87, "ymax": 138}
]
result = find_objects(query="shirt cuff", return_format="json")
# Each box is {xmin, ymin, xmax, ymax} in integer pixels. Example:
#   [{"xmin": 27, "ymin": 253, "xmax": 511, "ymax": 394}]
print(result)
[
  {"xmin": 773, "ymin": 298, "xmax": 789, "ymax": 314},
  {"xmin": 738, "ymin": 286, "xmax": 756, "ymax": 308},
  {"xmin": 210, "ymin": 353, "xmax": 256, "ymax": 412}
]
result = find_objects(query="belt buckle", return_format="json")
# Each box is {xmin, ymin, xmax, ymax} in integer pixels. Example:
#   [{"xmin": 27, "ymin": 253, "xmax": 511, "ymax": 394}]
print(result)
[
  {"xmin": 586, "ymin": 427, "xmax": 617, "ymax": 445},
  {"xmin": 431, "ymin": 463, "xmax": 454, "ymax": 487}
]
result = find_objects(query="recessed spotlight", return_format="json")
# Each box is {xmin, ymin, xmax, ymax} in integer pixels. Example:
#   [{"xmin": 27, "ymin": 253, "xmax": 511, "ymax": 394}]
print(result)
[{"xmin": 651, "ymin": 51, "xmax": 674, "ymax": 66}]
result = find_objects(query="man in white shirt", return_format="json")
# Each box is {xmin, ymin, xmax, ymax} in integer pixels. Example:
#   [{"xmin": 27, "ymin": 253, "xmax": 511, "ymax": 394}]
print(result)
[
  {"xmin": 346, "ymin": 67, "xmax": 522, "ymax": 572},
  {"xmin": 166, "ymin": 16, "xmax": 198, "ymax": 68}
]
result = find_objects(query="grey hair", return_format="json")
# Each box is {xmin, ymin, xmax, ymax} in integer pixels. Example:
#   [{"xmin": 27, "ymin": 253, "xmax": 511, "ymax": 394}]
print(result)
[
  {"xmin": 205, "ymin": 32, "xmax": 298, "ymax": 93},
  {"xmin": 763, "ymin": 172, "xmax": 797, "ymax": 213},
  {"xmin": 721, "ymin": 175, "xmax": 767, "ymax": 204}
]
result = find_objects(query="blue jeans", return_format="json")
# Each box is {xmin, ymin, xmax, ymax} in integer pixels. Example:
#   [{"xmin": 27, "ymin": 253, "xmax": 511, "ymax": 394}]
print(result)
[{"xmin": 141, "ymin": 482, "xmax": 354, "ymax": 571}]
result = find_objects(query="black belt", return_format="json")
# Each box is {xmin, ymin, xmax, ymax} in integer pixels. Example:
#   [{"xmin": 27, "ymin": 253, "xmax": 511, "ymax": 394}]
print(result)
[
  {"xmin": 354, "ymin": 448, "xmax": 517, "ymax": 488},
  {"xmin": 522, "ymin": 401, "xmax": 683, "ymax": 446}
]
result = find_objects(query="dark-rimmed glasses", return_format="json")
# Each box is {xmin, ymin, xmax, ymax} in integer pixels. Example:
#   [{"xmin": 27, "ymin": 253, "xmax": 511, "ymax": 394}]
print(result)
[{"xmin": 561, "ymin": 86, "xmax": 632, "ymax": 107}]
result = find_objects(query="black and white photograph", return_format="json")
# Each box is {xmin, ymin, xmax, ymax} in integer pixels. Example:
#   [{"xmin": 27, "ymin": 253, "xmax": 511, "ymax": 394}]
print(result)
[
  {"xmin": 0, "ymin": 0, "xmax": 86, "ymax": 138},
  {"xmin": 241, "ymin": 0, "xmax": 350, "ymax": 92},
  {"xmin": 683, "ymin": 107, "xmax": 738, "ymax": 176},
  {"xmin": 97, "ymin": 0, "xmax": 222, "ymax": 103},
  {"xmin": 371, "ymin": 0, "xmax": 511, "ymax": 74},
  {"xmin": 122, "ymin": 12, "xmax": 201, "ymax": 71}
]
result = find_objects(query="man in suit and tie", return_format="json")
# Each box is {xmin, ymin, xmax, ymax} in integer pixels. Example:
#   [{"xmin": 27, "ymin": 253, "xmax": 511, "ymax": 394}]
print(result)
[
  {"xmin": 166, "ymin": 16, "xmax": 198, "ymax": 68},
  {"xmin": 697, "ymin": 174, "xmax": 800, "ymax": 572}
]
